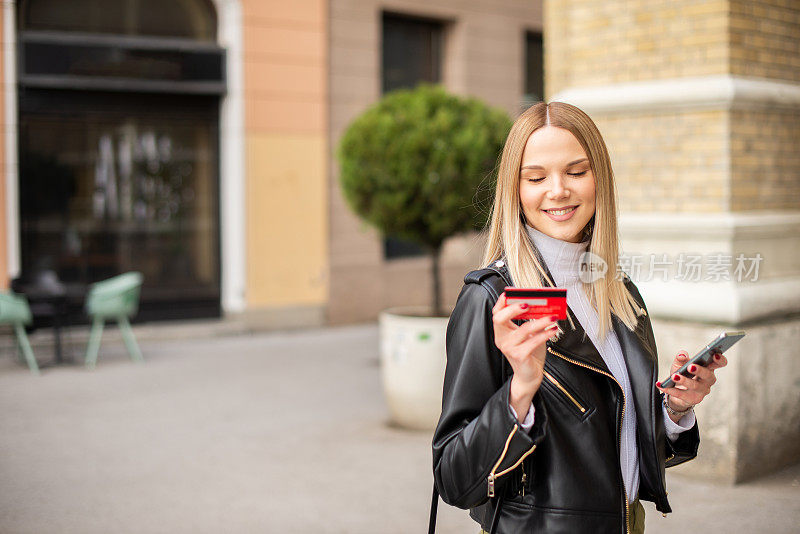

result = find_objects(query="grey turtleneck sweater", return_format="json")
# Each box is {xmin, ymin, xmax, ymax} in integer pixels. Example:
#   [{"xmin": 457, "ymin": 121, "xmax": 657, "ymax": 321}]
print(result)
[{"xmin": 508, "ymin": 224, "xmax": 695, "ymax": 504}]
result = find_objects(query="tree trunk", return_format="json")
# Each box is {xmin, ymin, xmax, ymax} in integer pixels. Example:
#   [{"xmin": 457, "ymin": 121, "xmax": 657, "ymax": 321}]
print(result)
[{"xmin": 431, "ymin": 245, "xmax": 443, "ymax": 317}]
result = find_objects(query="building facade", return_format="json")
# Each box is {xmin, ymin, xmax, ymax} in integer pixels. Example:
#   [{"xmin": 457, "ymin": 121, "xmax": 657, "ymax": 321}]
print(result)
[
  {"xmin": 0, "ymin": 0, "xmax": 330, "ymax": 324},
  {"xmin": 0, "ymin": 0, "xmax": 543, "ymax": 325},
  {"xmin": 546, "ymin": 0, "xmax": 800, "ymax": 482}
]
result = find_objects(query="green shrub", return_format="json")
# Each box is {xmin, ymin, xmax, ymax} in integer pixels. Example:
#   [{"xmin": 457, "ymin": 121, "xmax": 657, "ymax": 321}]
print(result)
[{"xmin": 337, "ymin": 84, "xmax": 511, "ymax": 316}]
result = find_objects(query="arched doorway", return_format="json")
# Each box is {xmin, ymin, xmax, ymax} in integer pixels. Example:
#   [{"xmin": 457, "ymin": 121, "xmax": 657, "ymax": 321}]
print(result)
[{"xmin": 17, "ymin": 0, "xmax": 225, "ymax": 321}]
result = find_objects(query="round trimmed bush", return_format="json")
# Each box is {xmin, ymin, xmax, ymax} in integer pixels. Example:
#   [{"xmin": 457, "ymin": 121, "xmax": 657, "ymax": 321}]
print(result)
[{"xmin": 337, "ymin": 84, "xmax": 511, "ymax": 315}]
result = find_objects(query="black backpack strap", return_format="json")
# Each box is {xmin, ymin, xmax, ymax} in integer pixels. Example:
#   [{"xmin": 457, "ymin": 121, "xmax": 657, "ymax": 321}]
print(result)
[
  {"xmin": 489, "ymin": 493, "xmax": 505, "ymax": 533},
  {"xmin": 427, "ymin": 484, "xmax": 439, "ymax": 534},
  {"xmin": 463, "ymin": 265, "xmax": 512, "ymax": 301}
]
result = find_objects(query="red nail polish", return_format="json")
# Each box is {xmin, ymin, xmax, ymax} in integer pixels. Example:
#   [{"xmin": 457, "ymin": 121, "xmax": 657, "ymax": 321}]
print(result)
[
  {"xmin": 714, "ymin": 353, "xmax": 721, "ymax": 360},
  {"xmin": 549, "ymin": 315, "xmax": 559, "ymax": 322},
  {"xmin": 689, "ymin": 365, "xmax": 697, "ymax": 373},
  {"xmin": 520, "ymin": 303, "xmax": 528, "ymax": 309},
  {"xmin": 656, "ymin": 381, "xmax": 662, "ymax": 388},
  {"xmin": 673, "ymin": 374, "xmax": 681, "ymax": 381}
]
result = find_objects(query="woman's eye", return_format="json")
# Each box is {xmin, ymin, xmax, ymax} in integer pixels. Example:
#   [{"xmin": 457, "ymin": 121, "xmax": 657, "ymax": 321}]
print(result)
[
  {"xmin": 527, "ymin": 178, "xmax": 545, "ymax": 183},
  {"xmin": 568, "ymin": 171, "xmax": 587, "ymax": 177}
]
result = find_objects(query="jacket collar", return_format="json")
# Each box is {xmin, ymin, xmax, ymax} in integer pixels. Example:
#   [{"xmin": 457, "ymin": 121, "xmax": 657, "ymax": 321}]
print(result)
[{"xmin": 490, "ymin": 258, "xmax": 655, "ymax": 380}]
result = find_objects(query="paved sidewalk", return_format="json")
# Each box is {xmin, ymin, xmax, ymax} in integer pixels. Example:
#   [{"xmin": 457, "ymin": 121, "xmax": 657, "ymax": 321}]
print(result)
[{"xmin": 1, "ymin": 323, "xmax": 798, "ymax": 533}]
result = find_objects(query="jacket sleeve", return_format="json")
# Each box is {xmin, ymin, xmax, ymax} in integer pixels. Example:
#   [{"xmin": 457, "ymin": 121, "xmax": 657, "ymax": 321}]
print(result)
[
  {"xmin": 662, "ymin": 390, "xmax": 700, "ymax": 467},
  {"xmin": 432, "ymin": 282, "xmax": 548, "ymax": 509}
]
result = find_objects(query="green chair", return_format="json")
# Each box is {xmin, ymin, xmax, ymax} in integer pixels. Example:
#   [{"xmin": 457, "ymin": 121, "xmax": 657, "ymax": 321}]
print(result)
[
  {"xmin": 0, "ymin": 291, "xmax": 40, "ymax": 375},
  {"xmin": 84, "ymin": 272, "xmax": 144, "ymax": 369}
]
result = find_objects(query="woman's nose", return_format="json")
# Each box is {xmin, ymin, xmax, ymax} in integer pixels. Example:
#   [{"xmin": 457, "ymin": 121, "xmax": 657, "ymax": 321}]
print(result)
[{"xmin": 547, "ymin": 176, "xmax": 569, "ymax": 199}]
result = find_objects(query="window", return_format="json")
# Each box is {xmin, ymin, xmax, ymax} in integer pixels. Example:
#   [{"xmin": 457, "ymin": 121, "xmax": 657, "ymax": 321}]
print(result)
[
  {"xmin": 381, "ymin": 12, "xmax": 444, "ymax": 259},
  {"xmin": 524, "ymin": 31, "xmax": 544, "ymax": 106},
  {"xmin": 17, "ymin": 0, "xmax": 223, "ymax": 320},
  {"xmin": 21, "ymin": 0, "xmax": 216, "ymax": 41}
]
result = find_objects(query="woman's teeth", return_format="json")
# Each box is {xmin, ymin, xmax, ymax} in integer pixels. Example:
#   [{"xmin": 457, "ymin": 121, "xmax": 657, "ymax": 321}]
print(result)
[{"xmin": 546, "ymin": 206, "xmax": 577, "ymax": 215}]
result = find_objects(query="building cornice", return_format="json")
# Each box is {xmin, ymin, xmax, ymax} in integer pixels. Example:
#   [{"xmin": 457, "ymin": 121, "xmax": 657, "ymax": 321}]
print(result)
[
  {"xmin": 618, "ymin": 210, "xmax": 800, "ymax": 240},
  {"xmin": 618, "ymin": 210, "xmax": 800, "ymax": 324},
  {"xmin": 551, "ymin": 75, "xmax": 800, "ymax": 114}
]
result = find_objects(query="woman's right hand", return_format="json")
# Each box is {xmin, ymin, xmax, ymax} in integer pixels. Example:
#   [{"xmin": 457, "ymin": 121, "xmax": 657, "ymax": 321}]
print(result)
[{"xmin": 492, "ymin": 292, "xmax": 559, "ymax": 416}]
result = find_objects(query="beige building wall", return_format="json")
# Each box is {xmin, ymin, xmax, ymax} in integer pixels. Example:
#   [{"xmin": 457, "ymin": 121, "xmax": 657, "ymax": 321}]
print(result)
[
  {"xmin": 242, "ymin": 0, "xmax": 329, "ymax": 317},
  {"xmin": 328, "ymin": 0, "xmax": 543, "ymax": 324},
  {"xmin": 546, "ymin": 0, "xmax": 732, "ymax": 214},
  {"xmin": 546, "ymin": 0, "xmax": 800, "ymax": 215},
  {"xmin": 548, "ymin": 0, "xmax": 730, "ymax": 89},
  {"xmin": 729, "ymin": 0, "xmax": 799, "ymax": 83},
  {"xmin": 729, "ymin": 1, "xmax": 800, "ymax": 211}
]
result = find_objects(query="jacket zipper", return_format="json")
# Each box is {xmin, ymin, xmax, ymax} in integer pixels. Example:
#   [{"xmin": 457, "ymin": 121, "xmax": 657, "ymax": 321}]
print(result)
[
  {"xmin": 487, "ymin": 424, "xmax": 537, "ymax": 498},
  {"xmin": 543, "ymin": 370, "xmax": 586, "ymax": 413},
  {"xmin": 547, "ymin": 345, "xmax": 630, "ymax": 534}
]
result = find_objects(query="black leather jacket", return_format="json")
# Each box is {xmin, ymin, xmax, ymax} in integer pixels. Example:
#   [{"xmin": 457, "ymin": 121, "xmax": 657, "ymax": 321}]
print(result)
[{"xmin": 432, "ymin": 260, "xmax": 700, "ymax": 533}]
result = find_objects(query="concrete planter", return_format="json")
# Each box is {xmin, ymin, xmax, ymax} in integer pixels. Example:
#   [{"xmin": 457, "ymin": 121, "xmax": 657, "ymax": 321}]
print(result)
[{"xmin": 379, "ymin": 307, "xmax": 449, "ymax": 430}]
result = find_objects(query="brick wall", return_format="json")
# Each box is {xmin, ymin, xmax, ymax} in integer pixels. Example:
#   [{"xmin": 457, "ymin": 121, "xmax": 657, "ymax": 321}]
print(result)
[
  {"xmin": 546, "ymin": 0, "xmax": 800, "ymax": 214},
  {"xmin": 545, "ymin": 0, "xmax": 729, "ymax": 96},
  {"xmin": 730, "ymin": 0, "xmax": 800, "ymax": 83},
  {"xmin": 729, "ymin": 1, "xmax": 800, "ymax": 211},
  {"xmin": 730, "ymin": 108, "xmax": 800, "ymax": 211},
  {"xmin": 599, "ymin": 110, "xmax": 729, "ymax": 214},
  {"xmin": 546, "ymin": 0, "xmax": 800, "ymax": 485}
]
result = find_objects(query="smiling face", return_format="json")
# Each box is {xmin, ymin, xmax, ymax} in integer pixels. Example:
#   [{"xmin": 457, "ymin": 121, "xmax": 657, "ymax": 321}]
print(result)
[{"xmin": 518, "ymin": 126, "xmax": 596, "ymax": 243}]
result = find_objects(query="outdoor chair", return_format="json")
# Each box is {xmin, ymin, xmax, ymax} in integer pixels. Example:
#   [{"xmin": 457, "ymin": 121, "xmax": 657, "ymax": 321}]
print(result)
[
  {"xmin": 0, "ymin": 292, "xmax": 39, "ymax": 375},
  {"xmin": 84, "ymin": 272, "xmax": 144, "ymax": 369}
]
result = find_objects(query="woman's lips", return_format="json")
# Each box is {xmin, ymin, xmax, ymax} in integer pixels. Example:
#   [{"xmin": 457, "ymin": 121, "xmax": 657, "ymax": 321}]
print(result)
[{"xmin": 542, "ymin": 205, "xmax": 578, "ymax": 221}]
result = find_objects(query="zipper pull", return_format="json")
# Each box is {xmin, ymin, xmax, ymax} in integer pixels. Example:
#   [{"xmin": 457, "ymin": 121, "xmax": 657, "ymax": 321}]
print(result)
[
  {"xmin": 487, "ymin": 473, "xmax": 496, "ymax": 497},
  {"xmin": 520, "ymin": 469, "xmax": 527, "ymax": 496}
]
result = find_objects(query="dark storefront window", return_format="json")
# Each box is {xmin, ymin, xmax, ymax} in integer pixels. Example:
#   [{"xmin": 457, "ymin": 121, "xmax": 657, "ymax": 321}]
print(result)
[
  {"xmin": 22, "ymin": 0, "xmax": 216, "ymax": 41},
  {"xmin": 524, "ymin": 31, "xmax": 544, "ymax": 105},
  {"xmin": 17, "ymin": 0, "xmax": 223, "ymax": 321},
  {"xmin": 381, "ymin": 12, "xmax": 444, "ymax": 260}
]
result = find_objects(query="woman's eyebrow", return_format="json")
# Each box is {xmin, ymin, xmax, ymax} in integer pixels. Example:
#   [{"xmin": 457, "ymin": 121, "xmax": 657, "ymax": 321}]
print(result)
[{"xmin": 521, "ymin": 158, "xmax": 588, "ymax": 170}]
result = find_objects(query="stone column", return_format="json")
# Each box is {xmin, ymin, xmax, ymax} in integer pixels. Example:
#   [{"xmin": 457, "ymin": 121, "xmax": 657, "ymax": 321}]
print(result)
[{"xmin": 546, "ymin": 0, "xmax": 800, "ymax": 483}]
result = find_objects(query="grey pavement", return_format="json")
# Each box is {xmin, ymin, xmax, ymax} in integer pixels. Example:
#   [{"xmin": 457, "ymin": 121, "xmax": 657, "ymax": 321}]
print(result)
[{"xmin": 1, "ymin": 322, "xmax": 798, "ymax": 533}]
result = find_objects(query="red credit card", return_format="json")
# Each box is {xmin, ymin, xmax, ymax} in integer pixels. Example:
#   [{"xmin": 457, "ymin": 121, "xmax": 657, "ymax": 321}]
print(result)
[{"xmin": 504, "ymin": 287, "xmax": 567, "ymax": 321}]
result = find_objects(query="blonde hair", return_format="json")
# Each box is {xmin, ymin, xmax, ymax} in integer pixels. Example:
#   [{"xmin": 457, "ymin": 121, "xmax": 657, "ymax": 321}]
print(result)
[{"xmin": 481, "ymin": 101, "xmax": 642, "ymax": 340}]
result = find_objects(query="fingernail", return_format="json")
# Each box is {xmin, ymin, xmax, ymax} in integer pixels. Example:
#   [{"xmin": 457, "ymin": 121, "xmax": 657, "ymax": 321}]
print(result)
[
  {"xmin": 545, "ymin": 323, "xmax": 558, "ymax": 331},
  {"xmin": 656, "ymin": 381, "xmax": 662, "ymax": 388},
  {"xmin": 549, "ymin": 315, "xmax": 559, "ymax": 322},
  {"xmin": 689, "ymin": 365, "xmax": 697, "ymax": 373},
  {"xmin": 520, "ymin": 303, "xmax": 528, "ymax": 309},
  {"xmin": 714, "ymin": 353, "xmax": 721, "ymax": 360},
  {"xmin": 673, "ymin": 374, "xmax": 681, "ymax": 381}
]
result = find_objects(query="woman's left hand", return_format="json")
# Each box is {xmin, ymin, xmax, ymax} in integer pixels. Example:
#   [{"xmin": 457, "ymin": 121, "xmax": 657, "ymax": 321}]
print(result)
[{"xmin": 656, "ymin": 350, "xmax": 728, "ymax": 413}]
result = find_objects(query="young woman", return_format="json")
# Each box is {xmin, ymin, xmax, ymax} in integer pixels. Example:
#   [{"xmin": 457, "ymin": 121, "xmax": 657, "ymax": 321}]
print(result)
[{"xmin": 431, "ymin": 102, "xmax": 727, "ymax": 534}]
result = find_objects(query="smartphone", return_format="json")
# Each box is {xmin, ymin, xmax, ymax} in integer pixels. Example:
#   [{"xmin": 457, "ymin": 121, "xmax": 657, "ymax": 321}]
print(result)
[
  {"xmin": 659, "ymin": 331, "xmax": 745, "ymax": 389},
  {"xmin": 504, "ymin": 287, "xmax": 567, "ymax": 321}
]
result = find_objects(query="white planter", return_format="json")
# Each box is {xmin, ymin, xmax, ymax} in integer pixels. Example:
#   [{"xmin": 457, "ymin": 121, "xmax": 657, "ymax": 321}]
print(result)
[{"xmin": 379, "ymin": 307, "xmax": 449, "ymax": 430}]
